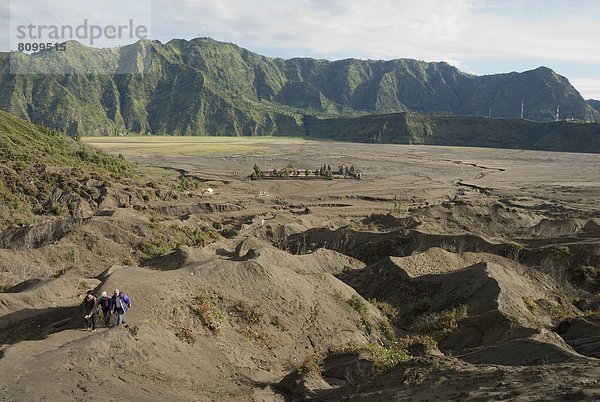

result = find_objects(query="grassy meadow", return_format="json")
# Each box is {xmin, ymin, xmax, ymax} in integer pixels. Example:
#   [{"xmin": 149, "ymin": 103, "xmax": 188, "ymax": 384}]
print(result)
[{"xmin": 81, "ymin": 135, "xmax": 321, "ymax": 156}]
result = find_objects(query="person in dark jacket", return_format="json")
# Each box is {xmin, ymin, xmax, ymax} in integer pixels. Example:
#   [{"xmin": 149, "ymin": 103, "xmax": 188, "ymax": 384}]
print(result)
[
  {"xmin": 109, "ymin": 289, "xmax": 131, "ymax": 326},
  {"xmin": 98, "ymin": 291, "xmax": 111, "ymax": 328},
  {"xmin": 82, "ymin": 290, "xmax": 98, "ymax": 331}
]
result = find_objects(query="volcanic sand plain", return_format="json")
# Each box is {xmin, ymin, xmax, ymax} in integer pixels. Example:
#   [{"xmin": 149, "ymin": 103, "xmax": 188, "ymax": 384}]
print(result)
[{"xmin": 1, "ymin": 136, "xmax": 600, "ymax": 400}]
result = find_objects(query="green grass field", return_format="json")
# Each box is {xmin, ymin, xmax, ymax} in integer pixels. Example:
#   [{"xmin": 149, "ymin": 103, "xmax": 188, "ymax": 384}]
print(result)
[{"xmin": 82, "ymin": 136, "xmax": 321, "ymax": 156}]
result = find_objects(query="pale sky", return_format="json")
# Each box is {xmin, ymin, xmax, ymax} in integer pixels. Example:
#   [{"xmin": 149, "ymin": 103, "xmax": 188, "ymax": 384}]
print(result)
[{"xmin": 2, "ymin": 0, "xmax": 600, "ymax": 99}]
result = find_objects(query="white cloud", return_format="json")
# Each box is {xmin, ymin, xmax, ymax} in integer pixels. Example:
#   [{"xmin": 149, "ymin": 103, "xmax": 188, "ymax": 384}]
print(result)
[
  {"xmin": 570, "ymin": 78, "xmax": 600, "ymax": 100},
  {"xmin": 149, "ymin": 0, "xmax": 600, "ymax": 64},
  {"xmin": 4, "ymin": 0, "xmax": 599, "ymax": 67},
  {"xmin": 147, "ymin": 0, "xmax": 600, "ymax": 96},
  {"xmin": 153, "ymin": 0, "xmax": 479, "ymax": 63},
  {"xmin": 455, "ymin": 13, "xmax": 600, "ymax": 65},
  {"xmin": 5, "ymin": 0, "xmax": 152, "ymax": 49}
]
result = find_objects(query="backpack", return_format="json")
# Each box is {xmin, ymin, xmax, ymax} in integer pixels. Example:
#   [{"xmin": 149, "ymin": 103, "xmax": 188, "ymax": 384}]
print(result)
[{"xmin": 101, "ymin": 296, "xmax": 110, "ymax": 308}]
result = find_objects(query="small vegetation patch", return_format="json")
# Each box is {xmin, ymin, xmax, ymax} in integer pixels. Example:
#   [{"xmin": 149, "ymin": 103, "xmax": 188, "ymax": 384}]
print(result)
[
  {"xmin": 370, "ymin": 298, "xmax": 398, "ymax": 321},
  {"xmin": 191, "ymin": 293, "xmax": 224, "ymax": 333},
  {"xmin": 52, "ymin": 268, "xmax": 68, "ymax": 278},
  {"xmin": 347, "ymin": 295, "xmax": 368, "ymax": 315},
  {"xmin": 504, "ymin": 242, "xmax": 524, "ymax": 261},
  {"xmin": 330, "ymin": 343, "xmax": 410, "ymax": 374},
  {"xmin": 240, "ymin": 328, "xmax": 275, "ymax": 350},
  {"xmin": 406, "ymin": 297, "xmax": 432, "ymax": 322},
  {"xmin": 551, "ymin": 245, "xmax": 571, "ymax": 261},
  {"xmin": 175, "ymin": 327, "xmax": 198, "ymax": 344},
  {"xmin": 547, "ymin": 302, "xmax": 572, "ymax": 320},
  {"xmin": 63, "ymin": 250, "xmax": 76, "ymax": 264},
  {"xmin": 74, "ymin": 147, "xmax": 133, "ymax": 177},
  {"xmin": 290, "ymin": 354, "xmax": 323, "ymax": 375},
  {"xmin": 396, "ymin": 334, "xmax": 438, "ymax": 351},
  {"xmin": 178, "ymin": 175, "xmax": 205, "ymax": 191},
  {"xmin": 522, "ymin": 296, "xmax": 540, "ymax": 316},
  {"xmin": 347, "ymin": 296, "xmax": 373, "ymax": 335},
  {"xmin": 139, "ymin": 225, "xmax": 217, "ymax": 261},
  {"xmin": 411, "ymin": 305, "xmax": 468, "ymax": 340},
  {"xmin": 379, "ymin": 319, "xmax": 396, "ymax": 346}
]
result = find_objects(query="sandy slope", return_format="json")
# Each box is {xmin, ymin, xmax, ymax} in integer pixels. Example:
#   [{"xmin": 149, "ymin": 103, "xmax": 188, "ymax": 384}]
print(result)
[{"xmin": 0, "ymin": 239, "xmax": 385, "ymax": 400}]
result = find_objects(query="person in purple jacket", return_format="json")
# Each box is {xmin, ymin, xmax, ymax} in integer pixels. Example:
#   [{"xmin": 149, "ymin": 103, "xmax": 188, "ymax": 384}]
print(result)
[{"xmin": 110, "ymin": 289, "xmax": 132, "ymax": 327}]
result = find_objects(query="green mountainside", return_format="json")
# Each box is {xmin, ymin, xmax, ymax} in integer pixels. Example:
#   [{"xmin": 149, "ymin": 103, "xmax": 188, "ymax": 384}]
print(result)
[
  {"xmin": 588, "ymin": 99, "xmax": 600, "ymax": 114},
  {"xmin": 1, "ymin": 38, "xmax": 598, "ymax": 137},
  {"xmin": 304, "ymin": 112, "xmax": 600, "ymax": 153},
  {"xmin": 0, "ymin": 110, "xmax": 134, "ymax": 226},
  {"xmin": 305, "ymin": 112, "xmax": 600, "ymax": 153}
]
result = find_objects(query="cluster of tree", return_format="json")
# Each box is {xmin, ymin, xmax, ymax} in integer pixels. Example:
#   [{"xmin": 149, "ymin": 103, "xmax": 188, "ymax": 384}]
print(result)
[
  {"xmin": 270, "ymin": 169, "xmax": 288, "ymax": 178},
  {"xmin": 339, "ymin": 164, "xmax": 359, "ymax": 178},
  {"xmin": 316, "ymin": 164, "xmax": 333, "ymax": 178},
  {"xmin": 249, "ymin": 163, "xmax": 360, "ymax": 180},
  {"xmin": 250, "ymin": 163, "xmax": 265, "ymax": 180},
  {"xmin": 269, "ymin": 169, "xmax": 312, "ymax": 177}
]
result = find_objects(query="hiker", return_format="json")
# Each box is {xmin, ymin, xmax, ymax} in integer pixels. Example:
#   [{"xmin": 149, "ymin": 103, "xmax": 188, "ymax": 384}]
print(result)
[
  {"xmin": 110, "ymin": 289, "xmax": 132, "ymax": 326},
  {"xmin": 98, "ymin": 291, "xmax": 111, "ymax": 328},
  {"xmin": 82, "ymin": 290, "xmax": 98, "ymax": 332}
]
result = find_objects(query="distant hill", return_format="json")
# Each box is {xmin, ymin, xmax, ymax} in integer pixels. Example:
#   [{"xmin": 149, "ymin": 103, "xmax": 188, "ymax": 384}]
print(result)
[
  {"xmin": 304, "ymin": 112, "xmax": 600, "ymax": 153},
  {"xmin": 588, "ymin": 99, "xmax": 600, "ymax": 113},
  {"xmin": 1, "ymin": 38, "xmax": 598, "ymax": 136}
]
